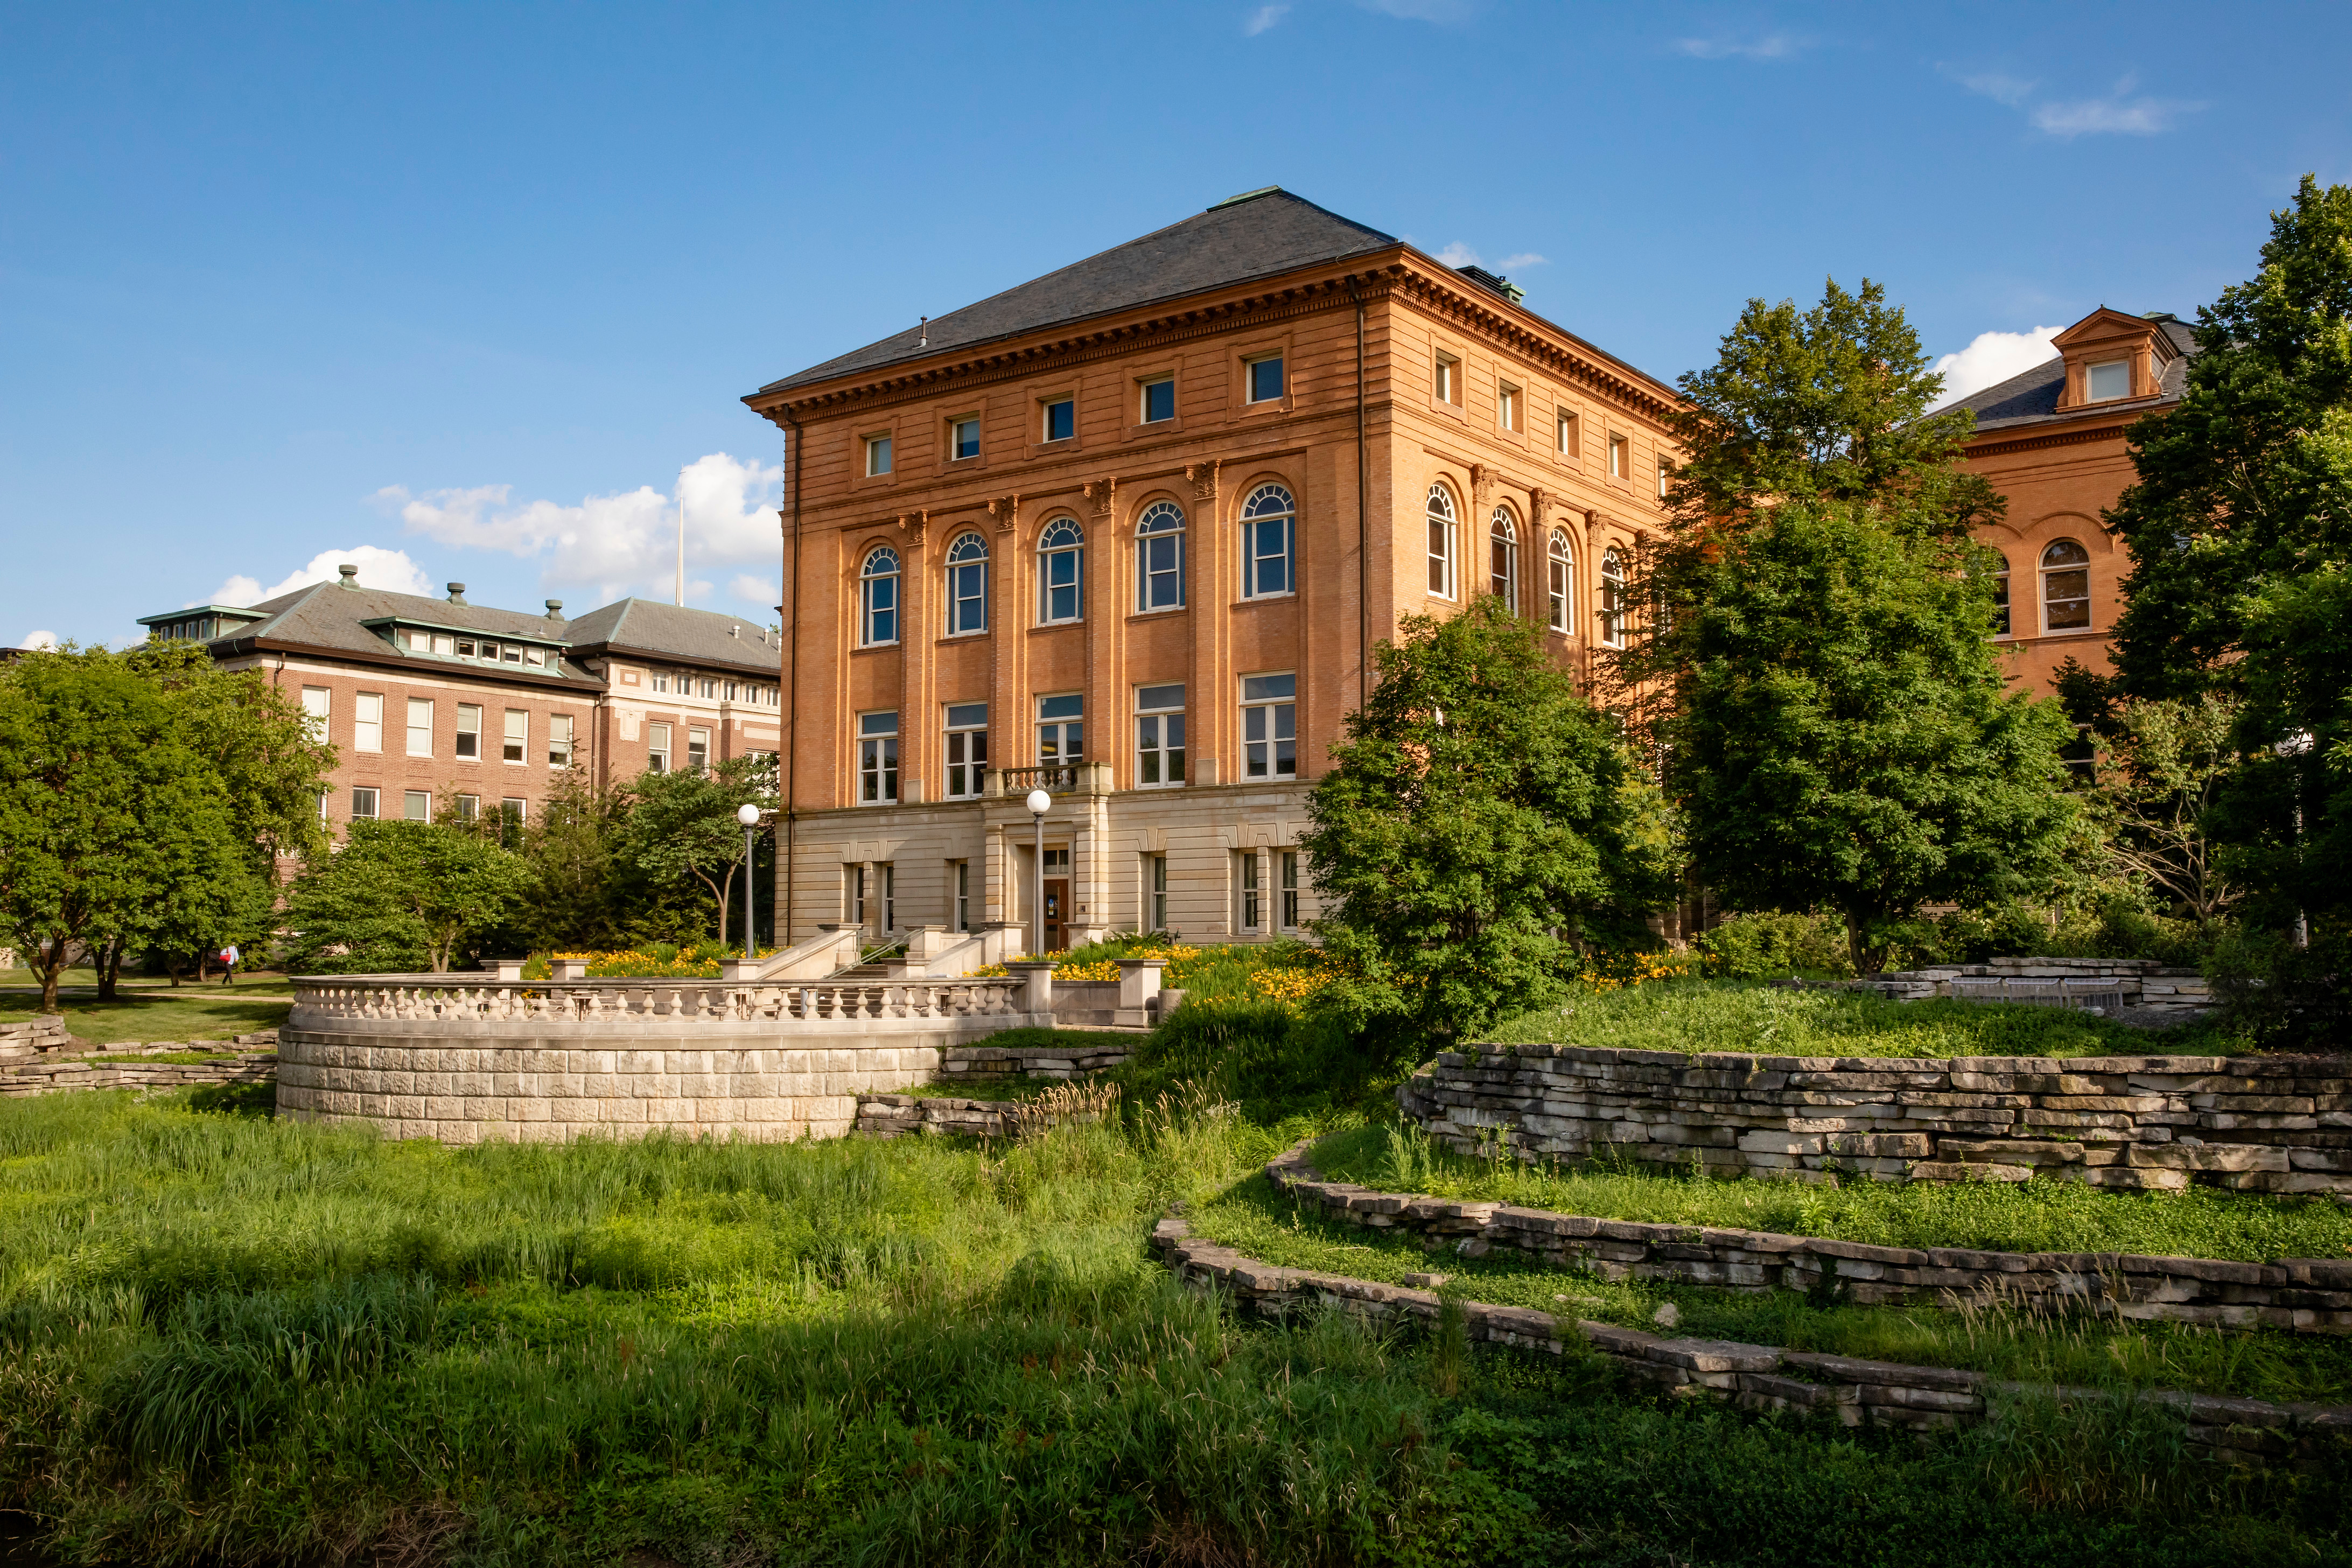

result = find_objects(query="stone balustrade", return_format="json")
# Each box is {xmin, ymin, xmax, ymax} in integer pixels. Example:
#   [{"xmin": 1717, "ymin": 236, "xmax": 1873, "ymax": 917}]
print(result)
[{"xmin": 289, "ymin": 974, "xmax": 1025, "ymax": 1026}]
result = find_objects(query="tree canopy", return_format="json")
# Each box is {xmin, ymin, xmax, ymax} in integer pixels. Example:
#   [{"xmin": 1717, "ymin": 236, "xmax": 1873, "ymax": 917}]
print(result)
[
  {"xmin": 283, "ymin": 820, "xmax": 534, "ymax": 974},
  {"xmin": 619, "ymin": 754, "xmax": 779, "ymax": 947}
]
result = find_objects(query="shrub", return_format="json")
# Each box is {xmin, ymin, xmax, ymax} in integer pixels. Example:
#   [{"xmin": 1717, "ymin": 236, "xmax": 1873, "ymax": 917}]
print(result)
[{"xmin": 1696, "ymin": 911, "xmax": 1854, "ymax": 979}]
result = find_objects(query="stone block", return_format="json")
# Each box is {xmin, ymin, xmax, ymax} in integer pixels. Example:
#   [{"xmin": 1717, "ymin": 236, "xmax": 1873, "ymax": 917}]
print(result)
[{"xmin": 1908, "ymin": 1161, "xmax": 2031, "ymax": 1183}]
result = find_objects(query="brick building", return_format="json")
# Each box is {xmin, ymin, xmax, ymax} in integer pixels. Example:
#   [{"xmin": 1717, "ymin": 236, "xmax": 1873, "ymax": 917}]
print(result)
[
  {"xmin": 138, "ymin": 575, "xmax": 785, "ymax": 831},
  {"xmin": 741, "ymin": 187, "xmax": 1685, "ymax": 948},
  {"xmin": 1953, "ymin": 306, "xmax": 2199, "ymax": 693}
]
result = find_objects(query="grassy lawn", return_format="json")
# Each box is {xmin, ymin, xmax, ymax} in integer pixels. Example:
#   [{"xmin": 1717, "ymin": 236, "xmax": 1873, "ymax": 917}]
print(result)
[
  {"xmin": 0, "ymin": 967, "xmax": 292, "ymax": 1044},
  {"xmin": 1481, "ymin": 977, "xmax": 2251, "ymax": 1059},
  {"xmin": 3, "ymin": 1090, "xmax": 2342, "ymax": 1565},
  {"xmin": 1188, "ymin": 1167, "xmax": 2352, "ymax": 1406}
]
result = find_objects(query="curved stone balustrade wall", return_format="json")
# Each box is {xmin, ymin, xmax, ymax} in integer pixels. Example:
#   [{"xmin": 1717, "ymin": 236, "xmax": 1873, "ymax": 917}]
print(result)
[
  {"xmin": 279, "ymin": 974, "xmax": 1044, "ymax": 1144},
  {"xmin": 1400, "ymin": 1044, "xmax": 2352, "ymax": 1197}
]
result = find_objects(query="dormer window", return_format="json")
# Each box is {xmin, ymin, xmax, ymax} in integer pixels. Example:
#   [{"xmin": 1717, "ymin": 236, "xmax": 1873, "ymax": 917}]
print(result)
[{"xmin": 2086, "ymin": 360, "xmax": 2132, "ymax": 402}]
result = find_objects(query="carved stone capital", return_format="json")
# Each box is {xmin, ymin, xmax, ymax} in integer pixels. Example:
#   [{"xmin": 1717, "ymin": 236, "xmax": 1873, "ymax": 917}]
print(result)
[
  {"xmin": 895, "ymin": 508, "xmax": 929, "ymax": 546},
  {"xmin": 1529, "ymin": 487, "xmax": 1552, "ymax": 530},
  {"xmin": 1084, "ymin": 476, "xmax": 1118, "ymax": 518},
  {"xmin": 1185, "ymin": 459, "xmax": 1221, "ymax": 504},
  {"xmin": 988, "ymin": 494, "xmax": 1021, "ymax": 534},
  {"xmin": 1469, "ymin": 463, "xmax": 1496, "ymax": 513}
]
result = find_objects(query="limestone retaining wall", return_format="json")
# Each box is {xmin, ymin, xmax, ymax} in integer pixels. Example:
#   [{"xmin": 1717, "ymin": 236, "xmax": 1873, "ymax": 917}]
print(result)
[{"xmin": 1401, "ymin": 1044, "xmax": 2352, "ymax": 1197}]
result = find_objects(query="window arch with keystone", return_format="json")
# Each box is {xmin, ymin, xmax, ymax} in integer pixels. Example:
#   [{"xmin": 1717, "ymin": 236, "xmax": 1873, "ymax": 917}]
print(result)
[
  {"xmin": 1240, "ymin": 483, "xmax": 1296, "ymax": 599},
  {"xmin": 2041, "ymin": 539, "xmax": 2091, "ymax": 631},
  {"xmin": 1038, "ymin": 518, "xmax": 1084, "ymax": 624},
  {"xmin": 944, "ymin": 531, "xmax": 988, "ymax": 635},
  {"xmin": 859, "ymin": 546, "xmax": 901, "ymax": 646},
  {"xmin": 1136, "ymin": 500, "xmax": 1186, "ymax": 612}
]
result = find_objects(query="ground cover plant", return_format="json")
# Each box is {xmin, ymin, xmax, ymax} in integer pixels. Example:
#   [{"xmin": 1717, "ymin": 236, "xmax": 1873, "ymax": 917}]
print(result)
[
  {"xmin": 1187, "ymin": 1167, "xmax": 2352, "ymax": 1405},
  {"xmin": 0, "ymin": 967, "xmax": 292, "ymax": 1043},
  {"xmin": 4, "ymin": 1089, "xmax": 2345, "ymax": 1565},
  {"xmin": 1480, "ymin": 974, "xmax": 2249, "ymax": 1059}
]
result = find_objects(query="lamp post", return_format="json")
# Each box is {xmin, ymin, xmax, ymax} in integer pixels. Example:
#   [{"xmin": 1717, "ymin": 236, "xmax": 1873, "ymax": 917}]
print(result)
[
  {"xmin": 736, "ymin": 803, "xmax": 763, "ymax": 960},
  {"xmin": 1026, "ymin": 788, "xmax": 1052, "ymax": 956}
]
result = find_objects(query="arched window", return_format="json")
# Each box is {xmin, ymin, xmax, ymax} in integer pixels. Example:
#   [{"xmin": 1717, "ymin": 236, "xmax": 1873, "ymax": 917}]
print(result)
[
  {"xmin": 2040, "ymin": 540, "xmax": 2090, "ymax": 631},
  {"xmin": 1241, "ymin": 483, "xmax": 1296, "ymax": 599},
  {"xmin": 1425, "ymin": 482, "xmax": 1458, "ymax": 599},
  {"xmin": 859, "ymin": 546, "xmax": 900, "ymax": 646},
  {"xmin": 1599, "ymin": 548, "xmax": 1626, "ymax": 648},
  {"xmin": 944, "ymin": 531, "xmax": 988, "ymax": 635},
  {"xmin": 1137, "ymin": 500, "xmax": 1185, "ymax": 611},
  {"xmin": 1038, "ymin": 517, "xmax": 1084, "ymax": 624},
  {"xmin": 1548, "ymin": 529, "xmax": 1574, "ymax": 633},
  {"xmin": 1489, "ymin": 505, "xmax": 1519, "ymax": 613},
  {"xmin": 1990, "ymin": 551, "xmax": 2012, "ymax": 637}
]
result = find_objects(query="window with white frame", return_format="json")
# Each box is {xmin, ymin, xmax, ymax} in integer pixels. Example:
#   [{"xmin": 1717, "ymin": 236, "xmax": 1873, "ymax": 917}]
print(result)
[
  {"xmin": 1600, "ymin": 548, "xmax": 1627, "ymax": 648},
  {"xmin": 1037, "ymin": 694, "xmax": 1083, "ymax": 769},
  {"xmin": 1489, "ymin": 505, "xmax": 1519, "ymax": 613},
  {"xmin": 1240, "ymin": 483, "xmax": 1295, "ymax": 598},
  {"xmin": 1136, "ymin": 683, "xmax": 1185, "ymax": 787},
  {"xmin": 403, "ymin": 790, "xmax": 431, "ymax": 822},
  {"xmin": 1042, "ymin": 396, "xmax": 1075, "ymax": 442},
  {"xmin": 865, "ymin": 434, "xmax": 893, "ymax": 475},
  {"xmin": 1433, "ymin": 353, "xmax": 1459, "ymax": 405},
  {"xmin": 455, "ymin": 703, "xmax": 481, "ymax": 760},
  {"xmin": 1426, "ymin": 482, "xmax": 1458, "ymax": 598},
  {"xmin": 548, "ymin": 713, "xmax": 573, "ymax": 766},
  {"xmin": 1238, "ymin": 851, "xmax": 1262, "ymax": 931},
  {"xmin": 859, "ymin": 711, "xmax": 899, "ymax": 803},
  {"xmin": 1990, "ymin": 553, "xmax": 2012, "ymax": 636},
  {"xmin": 502, "ymin": 709, "xmax": 527, "ymax": 763},
  {"xmin": 1146, "ymin": 853, "xmax": 1168, "ymax": 931},
  {"xmin": 687, "ymin": 726, "xmax": 709, "ymax": 772},
  {"xmin": 1246, "ymin": 353, "xmax": 1284, "ymax": 404},
  {"xmin": 1137, "ymin": 500, "xmax": 1185, "ymax": 611},
  {"xmin": 1609, "ymin": 434, "xmax": 1629, "ymax": 479},
  {"xmin": 1657, "ymin": 456, "xmax": 1673, "ymax": 500},
  {"xmin": 1241, "ymin": 673, "xmax": 1296, "ymax": 779},
  {"xmin": 647, "ymin": 721, "xmax": 671, "ymax": 774},
  {"xmin": 945, "ymin": 531, "xmax": 989, "ymax": 634},
  {"xmin": 952, "ymin": 860, "xmax": 971, "ymax": 932},
  {"xmin": 2041, "ymin": 540, "xmax": 2091, "ymax": 631},
  {"xmin": 300, "ymin": 687, "xmax": 328, "ymax": 742},
  {"xmin": 860, "ymin": 546, "xmax": 901, "ymax": 645},
  {"xmin": 878, "ymin": 864, "xmax": 896, "ymax": 931},
  {"xmin": 846, "ymin": 865, "xmax": 865, "ymax": 926},
  {"xmin": 1140, "ymin": 376, "xmax": 1175, "ymax": 424},
  {"xmin": 351, "ymin": 786, "xmax": 379, "ymax": 820},
  {"xmin": 353, "ymin": 692, "xmax": 382, "ymax": 753},
  {"xmin": 1557, "ymin": 409, "xmax": 1580, "ymax": 456},
  {"xmin": 652, "ymin": 671, "xmax": 670, "ymax": 694},
  {"xmin": 699, "ymin": 677, "xmax": 716, "ymax": 699},
  {"xmin": 1548, "ymin": 529, "xmax": 1574, "ymax": 633},
  {"xmin": 1498, "ymin": 381, "xmax": 1521, "ymax": 433},
  {"xmin": 1280, "ymin": 850, "xmax": 1300, "ymax": 931},
  {"xmin": 723, "ymin": 681, "xmax": 738, "ymax": 702},
  {"xmin": 950, "ymin": 416, "xmax": 981, "ymax": 461},
  {"xmin": 406, "ymin": 697, "xmax": 432, "ymax": 758},
  {"xmin": 943, "ymin": 703, "xmax": 989, "ymax": 798},
  {"xmin": 1038, "ymin": 518, "xmax": 1084, "ymax": 624},
  {"xmin": 501, "ymin": 797, "xmax": 526, "ymax": 827},
  {"xmin": 2086, "ymin": 360, "xmax": 2132, "ymax": 402}
]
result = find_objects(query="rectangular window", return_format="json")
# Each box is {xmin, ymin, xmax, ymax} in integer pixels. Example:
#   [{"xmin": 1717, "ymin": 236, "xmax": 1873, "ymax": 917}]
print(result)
[
  {"xmin": 1241, "ymin": 503, "xmax": 1294, "ymax": 599},
  {"xmin": 502, "ymin": 709, "xmax": 527, "ymax": 763},
  {"xmin": 1136, "ymin": 683, "xmax": 1186, "ymax": 787},
  {"xmin": 1038, "ymin": 693, "xmax": 1083, "ymax": 770},
  {"xmin": 406, "ymin": 697, "xmax": 433, "ymax": 758},
  {"xmin": 1609, "ymin": 434, "xmax": 1629, "ymax": 478},
  {"xmin": 1280, "ymin": 851, "xmax": 1300, "ymax": 932},
  {"xmin": 1657, "ymin": 456, "xmax": 1672, "ymax": 500},
  {"xmin": 455, "ymin": 638, "xmax": 476, "ymax": 657},
  {"xmin": 456, "ymin": 793, "xmax": 480, "ymax": 821},
  {"xmin": 1498, "ymin": 381, "xmax": 1520, "ymax": 432},
  {"xmin": 501, "ymin": 797, "xmax": 526, "ymax": 826},
  {"xmin": 503, "ymin": 646, "xmax": 523, "ymax": 664},
  {"xmin": 859, "ymin": 711, "xmax": 899, "ymax": 803},
  {"xmin": 300, "ymin": 687, "xmax": 329, "ymax": 742},
  {"xmin": 952, "ymin": 860, "xmax": 971, "ymax": 932},
  {"xmin": 866, "ymin": 434, "xmax": 893, "ymax": 476},
  {"xmin": 944, "ymin": 703, "xmax": 989, "ymax": 798},
  {"xmin": 1141, "ymin": 377, "xmax": 1175, "ymax": 423},
  {"xmin": 1240, "ymin": 851, "xmax": 1261, "ymax": 932},
  {"xmin": 1241, "ymin": 674, "xmax": 1297, "ymax": 779},
  {"xmin": 1433, "ymin": 354, "xmax": 1458, "ymax": 404},
  {"xmin": 1557, "ymin": 409, "xmax": 1580, "ymax": 456},
  {"xmin": 548, "ymin": 713, "xmax": 573, "ymax": 766},
  {"xmin": 700, "ymin": 677, "xmax": 717, "ymax": 699},
  {"xmin": 2087, "ymin": 360, "xmax": 2131, "ymax": 402},
  {"xmin": 403, "ymin": 789, "xmax": 431, "ymax": 822},
  {"xmin": 432, "ymin": 632, "xmax": 453, "ymax": 654},
  {"xmin": 647, "ymin": 722, "xmax": 671, "ymax": 774},
  {"xmin": 1148, "ymin": 853, "xmax": 1168, "ymax": 932},
  {"xmin": 652, "ymin": 672, "xmax": 670, "ymax": 694},
  {"xmin": 351, "ymin": 786, "xmax": 379, "ymax": 820},
  {"xmin": 1042, "ymin": 397, "xmax": 1075, "ymax": 442},
  {"xmin": 1247, "ymin": 354, "xmax": 1284, "ymax": 404},
  {"xmin": 1991, "ymin": 569, "xmax": 2011, "ymax": 637},
  {"xmin": 951, "ymin": 416, "xmax": 981, "ymax": 460},
  {"xmin": 724, "ymin": 681, "xmax": 738, "ymax": 702},
  {"xmin": 353, "ymin": 692, "xmax": 382, "ymax": 753},
  {"xmin": 848, "ymin": 865, "xmax": 865, "ymax": 927},
  {"xmin": 879, "ymin": 864, "xmax": 896, "ymax": 931},
  {"xmin": 1429, "ymin": 508, "xmax": 1454, "ymax": 598},
  {"xmin": 317, "ymin": 789, "xmax": 330, "ymax": 824},
  {"xmin": 687, "ymin": 725, "xmax": 710, "ymax": 772}
]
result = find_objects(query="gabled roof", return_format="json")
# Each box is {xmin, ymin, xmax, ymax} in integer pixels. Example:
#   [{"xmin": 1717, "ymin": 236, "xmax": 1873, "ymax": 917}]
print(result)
[
  {"xmin": 1955, "ymin": 315, "xmax": 2198, "ymax": 434},
  {"xmin": 559, "ymin": 598, "xmax": 782, "ymax": 674},
  {"xmin": 754, "ymin": 188, "xmax": 1399, "ymax": 395}
]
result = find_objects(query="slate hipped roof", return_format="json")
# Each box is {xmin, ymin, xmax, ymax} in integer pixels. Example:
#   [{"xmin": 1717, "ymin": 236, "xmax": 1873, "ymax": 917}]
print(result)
[
  {"xmin": 755, "ymin": 188, "xmax": 1401, "ymax": 395},
  {"xmin": 1954, "ymin": 317, "xmax": 2200, "ymax": 433},
  {"xmin": 560, "ymin": 597, "xmax": 782, "ymax": 674}
]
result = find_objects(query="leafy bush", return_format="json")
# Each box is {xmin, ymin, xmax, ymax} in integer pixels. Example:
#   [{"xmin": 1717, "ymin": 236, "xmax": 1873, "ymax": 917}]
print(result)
[{"xmin": 1696, "ymin": 911, "xmax": 1854, "ymax": 979}]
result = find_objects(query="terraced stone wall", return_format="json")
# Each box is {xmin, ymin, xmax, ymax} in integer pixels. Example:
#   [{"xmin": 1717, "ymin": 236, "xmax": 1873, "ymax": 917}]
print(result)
[{"xmin": 1400, "ymin": 1045, "xmax": 2352, "ymax": 1197}]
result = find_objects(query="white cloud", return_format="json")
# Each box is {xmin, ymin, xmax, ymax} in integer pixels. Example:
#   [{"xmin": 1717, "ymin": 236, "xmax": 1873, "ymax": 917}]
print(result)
[
  {"xmin": 1673, "ymin": 33, "xmax": 1801, "ymax": 61},
  {"xmin": 1497, "ymin": 251, "xmax": 1548, "ymax": 271},
  {"xmin": 1930, "ymin": 325, "xmax": 2063, "ymax": 409},
  {"xmin": 18, "ymin": 629, "xmax": 58, "ymax": 650},
  {"xmin": 207, "ymin": 545, "xmax": 437, "ymax": 607},
  {"xmin": 1243, "ymin": 3, "xmax": 1289, "ymax": 34},
  {"xmin": 1957, "ymin": 71, "xmax": 2034, "ymax": 108},
  {"xmin": 1951, "ymin": 68, "xmax": 2201, "ymax": 137},
  {"xmin": 1435, "ymin": 241, "xmax": 1481, "ymax": 269},
  {"xmin": 730, "ymin": 573, "xmax": 781, "ymax": 610},
  {"xmin": 1356, "ymin": 0, "xmax": 1474, "ymax": 21},
  {"xmin": 374, "ymin": 452, "xmax": 780, "ymax": 606}
]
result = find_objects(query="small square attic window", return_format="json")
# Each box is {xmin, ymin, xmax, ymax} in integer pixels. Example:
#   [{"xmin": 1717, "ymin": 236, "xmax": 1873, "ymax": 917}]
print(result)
[{"xmin": 2087, "ymin": 360, "xmax": 2132, "ymax": 402}]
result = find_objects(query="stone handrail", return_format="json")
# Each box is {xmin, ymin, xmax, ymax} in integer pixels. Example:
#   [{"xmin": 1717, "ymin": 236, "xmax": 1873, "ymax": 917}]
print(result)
[{"xmin": 289, "ymin": 973, "xmax": 1025, "ymax": 1027}]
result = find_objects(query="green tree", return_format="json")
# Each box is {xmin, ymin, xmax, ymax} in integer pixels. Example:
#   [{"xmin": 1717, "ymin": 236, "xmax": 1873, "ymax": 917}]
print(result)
[
  {"xmin": 1621, "ymin": 278, "xmax": 2075, "ymax": 973},
  {"xmin": 620, "ymin": 754, "xmax": 779, "ymax": 945},
  {"xmin": 2105, "ymin": 177, "xmax": 2352, "ymax": 946},
  {"xmin": 282, "ymin": 820, "xmax": 534, "ymax": 974},
  {"xmin": 1301, "ymin": 598, "xmax": 1676, "ymax": 1047}
]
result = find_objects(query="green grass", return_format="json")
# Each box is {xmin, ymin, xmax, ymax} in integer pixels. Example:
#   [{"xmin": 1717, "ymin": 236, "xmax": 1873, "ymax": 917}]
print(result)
[
  {"xmin": 1189, "ymin": 1169, "xmax": 2352, "ymax": 1405},
  {"xmin": 1482, "ymin": 976, "xmax": 2251, "ymax": 1059},
  {"xmin": 1, "ymin": 1090, "xmax": 2343, "ymax": 1564},
  {"xmin": 0, "ymin": 968, "xmax": 292, "ymax": 1044},
  {"xmin": 83, "ymin": 1051, "xmax": 246, "ymax": 1065},
  {"xmin": 1309, "ymin": 1123, "xmax": 2352, "ymax": 1263}
]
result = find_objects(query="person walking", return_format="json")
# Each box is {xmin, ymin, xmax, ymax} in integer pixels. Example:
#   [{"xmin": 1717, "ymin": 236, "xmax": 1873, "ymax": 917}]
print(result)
[{"xmin": 220, "ymin": 943, "xmax": 239, "ymax": 986}]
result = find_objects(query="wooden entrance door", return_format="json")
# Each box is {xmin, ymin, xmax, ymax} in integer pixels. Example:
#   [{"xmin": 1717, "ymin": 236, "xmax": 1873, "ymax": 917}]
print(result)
[{"xmin": 1042, "ymin": 879, "xmax": 1069, "ymax": 950}]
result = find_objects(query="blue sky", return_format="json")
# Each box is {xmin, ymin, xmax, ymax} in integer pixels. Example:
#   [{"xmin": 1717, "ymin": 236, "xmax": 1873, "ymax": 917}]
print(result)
[{"xmin": 7, "ymin": 2, "xmax": 2346, "ymax": 648}]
